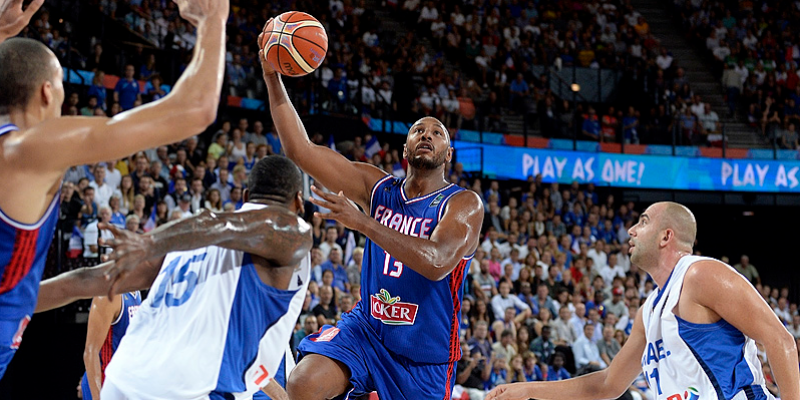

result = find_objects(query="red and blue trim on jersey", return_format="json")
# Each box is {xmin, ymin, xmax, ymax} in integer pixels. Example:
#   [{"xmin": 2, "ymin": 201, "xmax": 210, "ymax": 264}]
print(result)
[{"xmin": 0, "ymin": 123, "xmax": 62, "ymax": 378}]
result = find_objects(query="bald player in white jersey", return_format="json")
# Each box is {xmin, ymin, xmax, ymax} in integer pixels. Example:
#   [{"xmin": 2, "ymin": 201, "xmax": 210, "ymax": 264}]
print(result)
[{"xmin": 487, "ymin": 202, "xmax": 799, "ymax": 400}]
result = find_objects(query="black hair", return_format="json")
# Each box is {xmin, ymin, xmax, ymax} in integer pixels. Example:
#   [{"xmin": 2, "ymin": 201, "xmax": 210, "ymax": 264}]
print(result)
[
  {"xmin": 247, "ymin": 155, "xmax": 302, "ymax": 204},
  {"xmin": 0, "ymin": 39, "xmax": 58, "ymax": 115}
]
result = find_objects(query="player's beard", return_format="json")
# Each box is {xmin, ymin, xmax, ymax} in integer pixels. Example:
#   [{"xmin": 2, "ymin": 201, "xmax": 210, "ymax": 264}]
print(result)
[{"xmin": 408, "ymin": 147, "xmax": 447, "ymax": 170}]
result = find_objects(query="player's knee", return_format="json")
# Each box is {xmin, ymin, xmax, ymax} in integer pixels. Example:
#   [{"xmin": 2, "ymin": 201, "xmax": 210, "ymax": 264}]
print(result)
[{"xmin": 286, "ymin": 361, "xmax": 328, "ymax": 400}]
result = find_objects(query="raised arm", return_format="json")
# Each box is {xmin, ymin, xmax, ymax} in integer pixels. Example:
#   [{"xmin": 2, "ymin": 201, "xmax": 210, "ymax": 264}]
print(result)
[
  {"xmin": 683, "ymin": 260, "xmax": 800, "ymax": 400},
  {"xmin": 486, "ymin": 307, "xmax": 646, "ymax": 400},
  {"xmin": 259, "ymin": 38, "xmax": 386, "ymax": 210},
  {"xmin": 99, "ymin": 206, "xmax": 312, "ymax": 293},
  {"xmin": 12, "ymin": 0, "xmax": 228, "ymax": 171},
  {"xmin": 83, "ymin": 295, "xmax": 121, "ymax": 400},
  {"xmin": 0, "ymin": 0, "xmax": 43, "ymax": 42},
  {"xmin": 310, "ymin": 187, "xmax": 484, "ymax": 281}
]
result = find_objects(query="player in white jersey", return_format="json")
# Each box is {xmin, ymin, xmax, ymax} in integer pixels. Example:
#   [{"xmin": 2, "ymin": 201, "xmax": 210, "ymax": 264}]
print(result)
[
  {"xmin": 91, "ymin": 156, "xmax": 312, "ymax": 400},
  {"xmin": 487, "ymin": 202, "xmax": 799, "ymax": 400}
]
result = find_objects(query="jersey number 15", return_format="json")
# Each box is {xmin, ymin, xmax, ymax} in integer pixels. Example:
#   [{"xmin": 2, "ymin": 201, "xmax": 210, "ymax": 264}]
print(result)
[{"xmin": 383, "ymin": 251, "xmax": 404, "ymax": 278}]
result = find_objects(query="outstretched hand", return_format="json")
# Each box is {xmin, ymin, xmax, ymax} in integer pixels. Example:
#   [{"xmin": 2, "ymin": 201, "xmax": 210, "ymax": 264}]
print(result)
[
  {"xmin": 98, "ymin": 223, "xmax": 163, "ymax": 297},
  {"xmin": 0, "ymin": 0, "xmax": 44, "ymax": 41},
  {"xmin": 258, "ymin": 18, "xmax": 278, "ymax": 78},
  {"xmin": 307, "ymin": 185, "xmax": 365, "ymax": 231}
]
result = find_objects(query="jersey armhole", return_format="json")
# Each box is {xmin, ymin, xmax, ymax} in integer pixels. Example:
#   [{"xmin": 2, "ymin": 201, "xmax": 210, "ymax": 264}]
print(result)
[
  {"xmin": 111, "ymin": 295, "xmax": 125, "ymax": 326},
  {"xmin": 368, "ymin": 174, "xmax": 394, "ymax": 216},
  {"xmin": 436, "ymin": 188, "xmax": 464, "ymax": 222}
]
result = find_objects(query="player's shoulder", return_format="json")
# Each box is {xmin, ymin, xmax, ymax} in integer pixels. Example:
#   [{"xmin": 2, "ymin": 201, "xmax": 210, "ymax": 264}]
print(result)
[
  {"xmin": 682, "ymin": 256, "xmax": 748, "ymax": 297},
  {"xmin": 683, "ymin": 256, "xmax": 737, "ymax": 282},
  {"xmin": 446, "ymin": 189, "xmax": 483, "ymax": 212}
]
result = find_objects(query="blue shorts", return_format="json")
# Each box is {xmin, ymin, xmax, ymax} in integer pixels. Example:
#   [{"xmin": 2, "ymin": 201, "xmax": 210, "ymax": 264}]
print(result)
[
  {"xmin": 0, "ymin": 316, "xmax": 29, "ymax": 379},
  {"xmin": 297, "ymin": 314, "xmax": 457, "ymax": 400}
]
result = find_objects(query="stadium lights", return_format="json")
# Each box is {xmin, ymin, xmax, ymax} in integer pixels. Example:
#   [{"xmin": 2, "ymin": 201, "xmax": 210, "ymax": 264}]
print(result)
[{"xmin": 571, "ymin": 83, "xmax": 580, "ymax": 92}]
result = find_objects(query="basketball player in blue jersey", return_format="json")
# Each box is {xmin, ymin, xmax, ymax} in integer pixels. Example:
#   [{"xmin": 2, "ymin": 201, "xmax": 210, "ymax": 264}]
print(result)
[
  {"xmin": 0, "ymin": 0, "xmax": 228, "ymax": 378},
  {"xmin": 259, "ymin": 38, "xmax": 485, "ymax": 400},
  {"xmin": 81, "ymin": 291, "xmax": 141, "ymax": 400},
  {"xmin": 487, "ymin": 202, "xmax": 799, "ymax": 400}
]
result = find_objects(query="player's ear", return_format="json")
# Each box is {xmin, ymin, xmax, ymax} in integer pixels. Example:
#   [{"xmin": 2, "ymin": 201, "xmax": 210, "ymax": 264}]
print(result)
[
  {"xmin": 446, "ymin": 146, "xmax": 454, "ymax": 163},
  {"xmin": 41, "ymin": 80, "xmax": 53, "ymax": 108},
  {"xmin": 295, "ymin": 191, "xmax": 304, "ymax": 215},
  {"xmin": 402, "ymin": 144, "xmax": 408, "ymax": 160},
  {"xmin": 243, "ymin": 189, "xmax": 250, "ymax": 203}
]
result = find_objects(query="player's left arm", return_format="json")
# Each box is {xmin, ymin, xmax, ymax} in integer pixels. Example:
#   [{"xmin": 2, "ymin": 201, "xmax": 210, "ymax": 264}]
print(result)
[
  {"xmin": 83, "ymin": 294, "xmax": 122, "ymax": 400},
  {"xmin": 0, "ymin": 0, "xmax": 43, "ymax": 42},
  {"xmin": 683, "ymin": 260, "xmax": 799, "ymax": 400},
  {"xmin": 35, "ymin": 258, "xmax": 163, "ymax": 313},
  {"xmin": 310, "ymin": 187, "xmax": 484, "ymax": 281},
  {"xmin": 261, "ymin": 379, "xmax": 289, "ymax": 400}
]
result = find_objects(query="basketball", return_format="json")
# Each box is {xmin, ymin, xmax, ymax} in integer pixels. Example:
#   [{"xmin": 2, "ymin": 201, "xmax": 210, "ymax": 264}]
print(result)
[{"xmin": 260, "ymin": 11, "xmax": 328, "ymax": 77}]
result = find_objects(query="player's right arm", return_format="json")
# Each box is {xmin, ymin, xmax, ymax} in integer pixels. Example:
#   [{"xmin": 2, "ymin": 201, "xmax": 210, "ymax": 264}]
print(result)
[
  {"xmin": 486, "ymin": 307, "xmax": 647, "ymax": 400},
  {"xmin": 83, "ymin": 294, "xmax": 121, "ymax": 400},
  {"xmin": 259, "ymin": 37, "xmax": 386, "ymax": 210},
  {"xmin": 99, "ymin": 207, "xmax": 313, "ymax": 294},
  {"xmin": 9, "ymin": 0, "xmax": 229, "ymax": 169}
]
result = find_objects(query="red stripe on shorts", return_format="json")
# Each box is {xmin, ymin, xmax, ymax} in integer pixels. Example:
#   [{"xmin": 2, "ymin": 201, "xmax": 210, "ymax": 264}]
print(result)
[{"xmin": 0, "ymin": 228, "xmax": 39, "ymax": 294}]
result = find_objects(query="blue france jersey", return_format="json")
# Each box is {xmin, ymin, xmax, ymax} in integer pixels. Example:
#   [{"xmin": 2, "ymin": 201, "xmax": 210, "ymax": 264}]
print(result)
[
  {"xmin": 81, "ymin": 291, "xmax": 141, "ymax": 400},
  {"xmin": 351, "ymin": 175, "xmax": 473, "ymax": 364},
  {"xmin": 0, "ymin": 123, "xmax": 61, "ymax": 378}
]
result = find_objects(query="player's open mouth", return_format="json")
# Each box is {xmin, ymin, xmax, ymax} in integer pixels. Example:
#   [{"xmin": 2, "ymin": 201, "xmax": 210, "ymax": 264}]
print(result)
[
  {"xmin": 416, "ymin": 143, "xmax": 433, "ymax": 153},
  {"xmin": 628, "ymin": 241, "xmax": 635, "ymax": 253}
]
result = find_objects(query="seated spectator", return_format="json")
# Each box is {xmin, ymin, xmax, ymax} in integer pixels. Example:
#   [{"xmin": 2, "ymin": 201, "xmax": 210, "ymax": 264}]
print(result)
[
  {"xmin": 468, "ymin": 321, "xmax": 493, "ymax": 359},
  {"xmin": 546, "ymin": 352, "xmax": 571, "ymax": 381},
  {"xmin": 320, "ymin": 246, "xmax": 349, "ymax": 293},
  {"xmin": 491, "ymin": 281, "xmax": 532, "ymax": 321},
  {"xmin": 312, "ymin": 285, "xmax": 337, "ymax": 326},
  {"xmin": 293, "ymin": 315, "xmax": 319, "ymax": 352},
  {"xmin": 551, "ymin": 307, "xmax": 577, "ymax": 346},
  {"xmin": 733, "ymin": 255, "xmax": 760, "ymax": 284},
  {"xmin": 597, "ymin": 325, "xmax": 621, "ymax": 367},
  {"xmin": 492, "ymin": 330, "xmax": 518, "ymax": 364},
  {"xmin": 780, "ymin": 123, "xmax": 799, "ymax": 150},
  {"xmin": 530, "ymin": 325, "xmax": 555, "ymax": 364},
  {"xmin": 488, "ymin": 356, "xmax": 510, "ymax": 389},
  {"xmin": 573, "ymin": 323, "xmax": 607, "ymax": 371},
  {"xmin": 83, "ymin": 206, "xmax": 114, "ymax": 259},
  {"xmin": 456, "ymin": 339, "xmax": 490, "ymax": 399}
]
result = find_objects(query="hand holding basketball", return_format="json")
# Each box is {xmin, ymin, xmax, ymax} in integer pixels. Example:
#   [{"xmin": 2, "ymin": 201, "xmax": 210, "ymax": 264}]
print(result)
[
  {"xmin": 0, "ymin": 0, "xmax": 44, "ymax": 40},
  {"xmin": 259, "ymin": 11, "xmax": 328, "ymax": 77},
  {"xmin": 173, "ymin": 0, "xmax": 230, "ymax": 27}
]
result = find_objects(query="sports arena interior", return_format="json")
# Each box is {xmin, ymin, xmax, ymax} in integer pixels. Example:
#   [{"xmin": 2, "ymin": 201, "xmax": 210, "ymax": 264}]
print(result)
[{"xmin": 1, "ymin": 0, "xmax": 800, "ymax": 398}]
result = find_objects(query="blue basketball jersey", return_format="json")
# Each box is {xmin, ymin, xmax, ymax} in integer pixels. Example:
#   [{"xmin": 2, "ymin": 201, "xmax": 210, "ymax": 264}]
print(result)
[
  {"xmin": 0, "ymin": 123, "xmax": 61, "ymax": 378},
  {"xmin": 350, "ymin": 175, "xmax": 473, "ymax": 364},
  {"xmin": 81, "ymin": 291, "xmax": 141, "ymax": 400}
]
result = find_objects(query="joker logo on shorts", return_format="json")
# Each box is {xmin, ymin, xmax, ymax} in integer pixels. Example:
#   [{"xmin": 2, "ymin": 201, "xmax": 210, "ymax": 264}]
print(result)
[{"xmin": 371, "ymin": 289, "xmax": 419, "ymax": 325}]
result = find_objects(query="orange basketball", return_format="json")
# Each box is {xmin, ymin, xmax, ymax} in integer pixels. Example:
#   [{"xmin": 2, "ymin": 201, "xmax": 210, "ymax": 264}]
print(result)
[{"xmin": 260, "ymin": 11, "xmax": 328, "ymax": 77}]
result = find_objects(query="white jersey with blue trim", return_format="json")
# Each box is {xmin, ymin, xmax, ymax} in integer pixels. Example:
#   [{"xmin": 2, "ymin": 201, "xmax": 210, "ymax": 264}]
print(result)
[
  {"xmin": 103, "ymin": 203, "xmax": 309, "ymax": 400},
  {"xmin": 640, "ymin": 255, "xmax": 773, "ymax": 400}
]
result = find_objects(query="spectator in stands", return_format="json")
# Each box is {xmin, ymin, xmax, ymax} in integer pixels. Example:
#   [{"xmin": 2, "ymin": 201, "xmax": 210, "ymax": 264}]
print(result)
[
  {"xmin": 492, "ymin": 330, "xmax": 518, "ymax": 364},
  {"xmin": 457, "ymin": 339, "xmax": 490, "ymax": 399},
  {"xmin": 293, "ymin": 315, "xmax": 319, "ymax": 352},
  {"xmin": 125, "ymin": 214, "xmax": 142, "ymax": 233},
  {"xmin": 530, "ymin": 325, "xmax": 555, "ymax": 365},
  {"xmin": 581, "ymin": 107, "xmax": 601, "ymax": 141},
  {"xmin": 572, "ymin": 322, "xmax": 606, "ymax": 371},
  {"xmin": 597, "ymin": 324, "xmax": 621, "ymax": 367},
  {"xmin": 312, "ymin": 285, "xmax": 337, "ymax": 326},
  {"xmin": 468, "ymin": 320, "xmax": 493, "ymax": 359},
  {"xmin": 551, "ymin": 307, "xmax": 577, "ymax": 346},
  {"xmin": 320, "ymin": 246, "xmax": 349, "ymax": 293},
  {"xmin": 114, "ymin": 64, "xmax": 141, "ymax": 110},
  {"xmin": 79, "ymin": 186, "xmax": 98, "ymax": 227},
  {"xmin": 491, "ymin": 281, "xmax": 532, "ymax": 322},
  {"xmin": 780, "ymin": 123, "xmax": 799, "ymax": 150},
  {"xmin": 88, "ymin": 164, "xmax": 113, "ymax": 209},
  {"xmin": 83, "ymin": 206, "xmax": 114, "ymax": 259},
  {"xmin": 547, "ymin": 352, "xmax": 571, "ymax": 381},
  {"xmin": 734, "ymin": 255, "xmax": 760, "ymax": 284}
]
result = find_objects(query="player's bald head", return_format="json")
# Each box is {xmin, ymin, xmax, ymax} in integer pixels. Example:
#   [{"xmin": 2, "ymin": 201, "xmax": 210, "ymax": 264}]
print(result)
[
  {"xmin": 651, "ymin": 201, "xmax": 696, "ymax": 250},
  {"xmin": 410, "ymin": 116, "xmax": 450, "ymax": 144}
]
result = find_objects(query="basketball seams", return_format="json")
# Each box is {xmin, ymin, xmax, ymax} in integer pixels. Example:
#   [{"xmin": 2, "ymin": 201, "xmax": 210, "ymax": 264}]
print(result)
[{"xmin": 262, "ymin": 11, "xmax": 328, "ymax": 76}]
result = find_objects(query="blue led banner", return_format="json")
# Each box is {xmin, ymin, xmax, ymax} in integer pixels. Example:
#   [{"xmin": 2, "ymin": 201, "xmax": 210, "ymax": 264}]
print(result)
[{"xmin": 454, "ymin": 142, "xmax": 800, "ymax": 192}]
